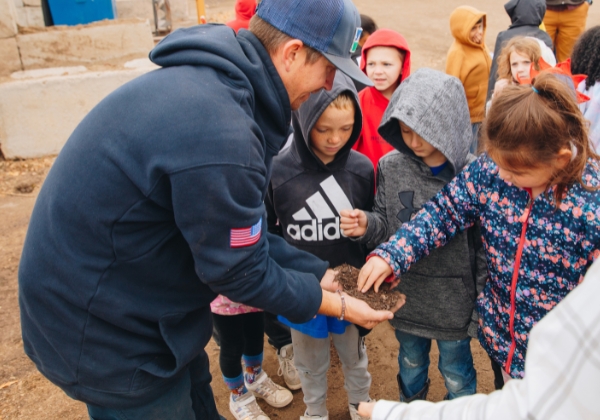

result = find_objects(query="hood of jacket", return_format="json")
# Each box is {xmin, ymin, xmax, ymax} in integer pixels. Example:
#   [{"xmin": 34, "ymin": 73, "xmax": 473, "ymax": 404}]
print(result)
[
  {"xmin": 150, "ymin": 25, "xmax": 291, "ymax": 155},
  {"xmin": 378, "ymin": 68, "xmax": 472, "ymax": 177},
  {"xmin": 504, "ymin": 0, "xmax": 546, "ymax": 28},
  {"xmin": 359, "ymin": 29, "xmax": 411, "ymax": 85},
  {"xmin": 450, "ymin": 6, "xmax": 487, "ymax": 48},
  {"xmin": 291, "ymin": 72, "xmax": 362, "ymax": 171},
  {"xmin": 235, "ymin": 0, "xmax": 256, "ymax": 21}
]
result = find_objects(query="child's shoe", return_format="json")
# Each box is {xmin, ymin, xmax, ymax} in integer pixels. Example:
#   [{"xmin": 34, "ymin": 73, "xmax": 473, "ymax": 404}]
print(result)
[
  {"xmin": 229, "ymin": 392, "xmax": 270, "ymax": 420},
  {"xmin": 277, "ymin": 343, "xmax": 302, "ymax": 390},
  {"xmin": 246, "ymin": 371, "xmax": 293, "ymax": 408},
  {"xmin": 300, "ymin": 412, "xmax": 329, "ymax": 420}
]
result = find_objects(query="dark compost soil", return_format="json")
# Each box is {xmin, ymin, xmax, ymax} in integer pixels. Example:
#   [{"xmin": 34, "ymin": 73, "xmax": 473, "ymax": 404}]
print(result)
[{"xmin": 334, "ymin": 264, "xmax": 404, "ymax": 311}]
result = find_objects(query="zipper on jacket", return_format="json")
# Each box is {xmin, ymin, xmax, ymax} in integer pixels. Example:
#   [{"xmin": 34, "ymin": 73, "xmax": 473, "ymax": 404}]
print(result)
[{"xmin": 505, "ymin": 188, "xmax": 533, "ymax": 376}]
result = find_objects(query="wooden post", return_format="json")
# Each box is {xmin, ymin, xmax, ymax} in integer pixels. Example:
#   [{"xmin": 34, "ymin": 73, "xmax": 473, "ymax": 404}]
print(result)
[{"xmin": 196, "ymin": 0, "xmax": 206, "ymax": 23}]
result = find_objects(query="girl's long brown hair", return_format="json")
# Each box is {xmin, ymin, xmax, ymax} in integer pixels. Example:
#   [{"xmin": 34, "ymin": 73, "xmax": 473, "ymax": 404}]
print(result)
[
  {"xmin": 496, "ymin": 36, "xmax": 541, "ymax": 82},
  {"xmin": 483, "ymin": 71, "xmax": 598, "ymax": 205}
]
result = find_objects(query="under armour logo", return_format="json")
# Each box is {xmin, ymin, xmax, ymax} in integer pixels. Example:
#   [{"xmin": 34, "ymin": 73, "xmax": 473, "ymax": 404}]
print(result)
[{"xmin": 397, "ymin": 191, "xmax": 420, "ymax": 223}]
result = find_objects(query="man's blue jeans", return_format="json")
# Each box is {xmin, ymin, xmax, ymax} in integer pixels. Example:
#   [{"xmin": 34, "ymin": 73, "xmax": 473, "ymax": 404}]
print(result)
[
  {"xmin": 87, "ymin": 351, "xmax": 224, "ymax": 420},
  {"xmin": 395, "ymin": 329, "xmax": 477, "ymax": 400}
]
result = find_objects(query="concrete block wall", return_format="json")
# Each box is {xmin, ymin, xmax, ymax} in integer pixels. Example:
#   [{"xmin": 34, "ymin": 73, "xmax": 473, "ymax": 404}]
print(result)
[
  {"xmin": 0, "ymin": 62, "xmax": 158, "ymax": 158},
  {"xmin": 0, "ymin": 0, "xmax": 22, "ymax": 76},
  {"xmin": 115, "ymin": 0, "xmax": 192, "ymax": 23},
  {"xmin": 8, "ymin": 0, "xmax": 194, "ymax": 30},
  {"xmin": 16, "ymin": 19, "xmax": 155, "ymax": 69},
  {"xmin": 12, "ymin": 0, "xmax": 44, "ymax": 28}
]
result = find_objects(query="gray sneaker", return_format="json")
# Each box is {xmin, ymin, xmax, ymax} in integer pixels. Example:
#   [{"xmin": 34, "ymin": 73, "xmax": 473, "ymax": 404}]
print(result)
[
  {"xmin": 277, "ymin": 343, "xmax": 302, "ymax": 390},
  {"xmin": 246, "ymin": 371, "xmax": 293, "ymax": 408},
  {"xmin": 229, "ymin": 392, "xmax": 269, "ymax": 420}
]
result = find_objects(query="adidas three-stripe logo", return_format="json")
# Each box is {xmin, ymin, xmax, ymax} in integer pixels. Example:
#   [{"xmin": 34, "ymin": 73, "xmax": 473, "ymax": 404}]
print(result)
[{"xmin": 287, "ymin": 175, "xmax": 351, "ymax": 242}]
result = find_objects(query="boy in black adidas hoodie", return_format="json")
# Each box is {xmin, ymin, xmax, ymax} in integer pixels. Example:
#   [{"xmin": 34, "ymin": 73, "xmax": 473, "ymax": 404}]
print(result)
[{"xmin": 266, "ymin": 72, "xmax": 374, "ymax": 420}]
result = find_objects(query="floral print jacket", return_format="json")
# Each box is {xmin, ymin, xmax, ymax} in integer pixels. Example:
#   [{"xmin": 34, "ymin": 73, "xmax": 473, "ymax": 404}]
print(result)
[{"xmin": 373, "ymin": 154, "xmax": 600, "ymax": 378}]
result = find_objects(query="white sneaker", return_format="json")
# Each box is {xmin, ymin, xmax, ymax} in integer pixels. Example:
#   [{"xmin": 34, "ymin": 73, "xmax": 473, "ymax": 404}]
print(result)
[
  {"xmin": 245, "ymin": 371, "xmax": 293, "ymax": 408},
  {"xmin": 277, "ymin": 344, "xmax": 302, "ymax": 390},
  {"xmin": 229, "ymin": 392, "xmax": 270, "ymax": 420},
  {"xmin": 349, "ymin": 400, "xmax": 371, "ymax": 420},
  {"xmin": 300, "ymin": 412, "xmax": 329, "ymax": 420}
]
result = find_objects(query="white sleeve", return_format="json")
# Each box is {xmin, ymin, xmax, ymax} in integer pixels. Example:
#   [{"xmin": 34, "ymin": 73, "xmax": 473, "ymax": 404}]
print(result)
[
  {"xmin": 371, "ymin": 387, "xmax": 523, "ymax": 420},
  {"xmin": 372, "ymin": 258, "xmax": 600, "ymax": 420}
]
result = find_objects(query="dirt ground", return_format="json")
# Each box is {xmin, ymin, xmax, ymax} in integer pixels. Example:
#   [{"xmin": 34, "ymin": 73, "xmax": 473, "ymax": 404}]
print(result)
[{"xmin": 1, "ymin": 1, "xmax": 599, "ymax": 419}]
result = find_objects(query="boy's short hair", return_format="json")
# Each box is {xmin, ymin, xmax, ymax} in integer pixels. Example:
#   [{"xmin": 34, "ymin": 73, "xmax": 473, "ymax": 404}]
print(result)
[
  {"xmin": 329, "ymin": 91, "xmax": 355, "ymax": 111},
  {"xmin": 360, "ymin": 14, "xmax": 378, "ymax": 35},
  {"xmin": 249, "ymin": 15, "xmax": 322, "ymax": 64},
  {"xmin": 474, "ymin": 18, "xmax": 483, "ymax": 26}
]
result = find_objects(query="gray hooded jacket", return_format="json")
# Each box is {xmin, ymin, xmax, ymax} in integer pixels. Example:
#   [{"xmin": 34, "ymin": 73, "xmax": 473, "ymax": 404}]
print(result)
[{"xmin": 359, "ymin": 69, "xmax": 488, "ymax": 340}]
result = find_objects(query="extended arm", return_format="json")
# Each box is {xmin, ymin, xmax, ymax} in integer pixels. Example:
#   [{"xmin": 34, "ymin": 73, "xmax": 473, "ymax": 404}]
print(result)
[{"xmin": 358, "ymin": 159, "xmax": 482, "ymax": 291}]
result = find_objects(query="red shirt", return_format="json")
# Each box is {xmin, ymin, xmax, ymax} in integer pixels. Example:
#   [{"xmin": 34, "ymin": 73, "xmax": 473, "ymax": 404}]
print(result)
[{"xmin": 352, "ymin": 29, "xmax": 412, "ymax": 173}]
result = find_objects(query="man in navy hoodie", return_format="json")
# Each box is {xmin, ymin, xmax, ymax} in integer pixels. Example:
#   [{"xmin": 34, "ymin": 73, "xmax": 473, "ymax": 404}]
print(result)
[{"xmin": 17, "ymin": 1, "xmax": 395, "ymax": 419}]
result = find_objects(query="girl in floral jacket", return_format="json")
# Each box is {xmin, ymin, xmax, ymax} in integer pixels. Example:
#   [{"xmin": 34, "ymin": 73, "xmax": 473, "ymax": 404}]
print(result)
[{"xmin": 352, "ymin": 71, "xmax": 600, "ymax": 381}]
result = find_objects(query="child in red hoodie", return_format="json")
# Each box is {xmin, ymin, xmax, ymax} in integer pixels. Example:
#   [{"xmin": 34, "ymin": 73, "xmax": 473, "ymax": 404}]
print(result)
[
  {"xmin": 225, "ymin": 0, "xmax": 257, "ymax": 33},
  {"xmin": 353, "ymin": 29, "xmax": 411, "ymax": 172}
]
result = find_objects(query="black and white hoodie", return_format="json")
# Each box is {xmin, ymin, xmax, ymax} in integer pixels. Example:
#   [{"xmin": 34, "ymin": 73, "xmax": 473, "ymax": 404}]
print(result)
[{"xmin": 266, "ymin": 73, "xmax": 374, "ymax": 269}]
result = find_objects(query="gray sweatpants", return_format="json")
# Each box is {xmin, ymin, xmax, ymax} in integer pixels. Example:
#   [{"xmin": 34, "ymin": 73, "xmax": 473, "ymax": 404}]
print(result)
[{"xmin": 291, "ymin": 325, "xmax": 371, "ymax": 417}]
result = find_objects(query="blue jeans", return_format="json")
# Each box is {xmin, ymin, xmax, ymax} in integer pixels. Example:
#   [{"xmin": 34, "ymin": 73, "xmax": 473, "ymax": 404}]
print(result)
[
  {"xmin": 87, "ymin": 351, "xmax": 224, "ymax": 420},
  {"xmin": 395, "ymin": 330, "xmax": 476, "ymax": 400}
]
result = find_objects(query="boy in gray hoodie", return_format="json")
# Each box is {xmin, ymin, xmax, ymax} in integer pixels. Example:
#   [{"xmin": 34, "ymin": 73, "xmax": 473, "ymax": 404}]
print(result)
[{"xmin": 341, "ymin": 68, "xmax": 487, "ymax": 401}]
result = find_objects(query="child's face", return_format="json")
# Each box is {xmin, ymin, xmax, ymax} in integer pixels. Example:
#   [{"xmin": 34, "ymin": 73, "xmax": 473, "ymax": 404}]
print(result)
[
  {"xmin": 510, "ymin": 50, "xmax": 532, "ymax": 83},
  {"xmin": 365, "ymin": 47, "xmax": 404, "ymax": 100},
  {"xmin": 469, "ymin": 21, "xmax": 483, "ymax": 44},
  {"xmin": 495, "ymin": 163, "xmax": 555, "ymax": 192},
  {"xmin": 400, "ymin": 122, "xmax": 446, "ymax": 166},
  {"xmin": 310, "ymin": 105, "xmax": 355, "ymax": 164}
]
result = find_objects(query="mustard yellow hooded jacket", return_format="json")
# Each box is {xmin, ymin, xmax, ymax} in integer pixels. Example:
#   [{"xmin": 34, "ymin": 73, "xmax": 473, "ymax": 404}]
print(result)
[{"xmin": 446, "ymin": 6, "xmax": 492, "ymax": 123}]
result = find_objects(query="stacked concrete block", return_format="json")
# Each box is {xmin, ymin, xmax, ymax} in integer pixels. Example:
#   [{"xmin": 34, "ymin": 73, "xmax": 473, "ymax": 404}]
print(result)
[
  {"xmin": 16, "ymin": 19, "xmax": 155, "ymax": 69},
  {"xmin": 0, "ymin": 61, "xmax": 159, "ymax": 158},
  {"xmin": 12, "ymin": 0, "xmax": 44, "ymax": 28},
  {"xmin": 0, "ymin": 38, "xmax": 21, "ymax": 76},
  {"xmin": 115, "ymin": 0, "xmax": 191, "ymax": 24},
  {"xmin": 0, "ymin": 0, "xmax": 22, "ymax": 76}
]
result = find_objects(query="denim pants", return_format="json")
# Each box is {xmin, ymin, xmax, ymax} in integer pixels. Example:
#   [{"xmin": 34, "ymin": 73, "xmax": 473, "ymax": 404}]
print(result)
[
  {"xmin": 87, "ymin": 351, "xmax": 224, "ymax": 420},
  {"xmin": 395, "ymin": 329, "xmax": 476, "ymax": 400}
]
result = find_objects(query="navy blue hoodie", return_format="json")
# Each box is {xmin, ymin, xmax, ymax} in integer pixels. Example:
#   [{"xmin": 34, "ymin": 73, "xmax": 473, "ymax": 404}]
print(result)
[{"xmin": 18, "ymin": 25, "xmax": 327, "ymax": 408}]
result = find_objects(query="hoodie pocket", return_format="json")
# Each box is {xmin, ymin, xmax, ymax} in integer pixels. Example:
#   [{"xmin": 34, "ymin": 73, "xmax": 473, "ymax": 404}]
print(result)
[
  {"xmin": 130, "ymin": 309, "xmax": 211, "ymax": 392},
  {"xmin": 465, "ymin": 83, "xmax": 480, "ymax": 103},
  {"xmin": 395, "ymin": 272, "xmax": 474, "ymax": 332}
]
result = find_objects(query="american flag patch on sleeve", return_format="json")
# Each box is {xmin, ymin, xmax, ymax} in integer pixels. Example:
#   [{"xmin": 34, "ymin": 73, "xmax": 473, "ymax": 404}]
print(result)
[{"xmin": 230, "ymin": 217, "xmax": 262, "ymax": 248}]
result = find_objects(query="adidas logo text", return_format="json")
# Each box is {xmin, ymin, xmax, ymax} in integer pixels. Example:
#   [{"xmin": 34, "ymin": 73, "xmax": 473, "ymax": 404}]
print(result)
[{"xmin": 286, "ymin": 176, "xmax": 351, "ymax": 242}]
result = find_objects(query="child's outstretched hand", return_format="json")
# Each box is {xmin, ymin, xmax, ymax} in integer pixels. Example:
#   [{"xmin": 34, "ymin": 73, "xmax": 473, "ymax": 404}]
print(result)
[
  {"xmin": 340, "ymin": 209, "xmax": 368, "ymax": 237},
  {"xmin": 357, "ymin": 256, "xmax": 394, "ymax": 293}
]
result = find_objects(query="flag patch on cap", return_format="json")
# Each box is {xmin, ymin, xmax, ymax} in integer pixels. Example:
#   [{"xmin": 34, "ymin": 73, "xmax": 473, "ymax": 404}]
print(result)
[
  {"xmin": 230, "ymin": 218, "xmax": 262, "ymax": 248},
  {"xmin": 350, "ymin": 27, "xmax": 362, "ymax": 53}
]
